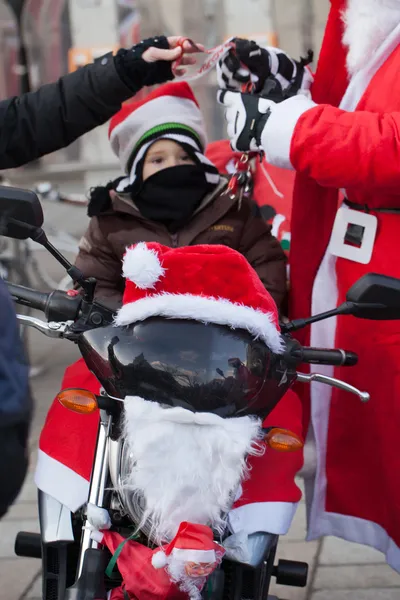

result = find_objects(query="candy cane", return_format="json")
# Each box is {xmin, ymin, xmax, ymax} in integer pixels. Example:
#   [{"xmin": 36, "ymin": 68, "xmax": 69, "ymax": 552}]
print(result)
[{"xmin": 172, "ymin": 37, "xmax": 235, "ymax": 82}]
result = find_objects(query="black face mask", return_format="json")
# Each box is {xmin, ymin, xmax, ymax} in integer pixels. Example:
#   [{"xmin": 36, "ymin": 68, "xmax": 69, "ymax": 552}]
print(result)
[{"xmin": 134, "ymin": 165, "xmax": 213, "ymax": 232}]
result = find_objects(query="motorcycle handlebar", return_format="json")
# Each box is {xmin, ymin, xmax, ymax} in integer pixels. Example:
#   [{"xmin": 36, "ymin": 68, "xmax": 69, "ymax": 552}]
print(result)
[
  {"xmin": 7, "ymin": 283, "xmax": 82, "ymax": 322},
  {"xmin": 290, "ymin": 346, "xmax": 358, "ymax": 367}
]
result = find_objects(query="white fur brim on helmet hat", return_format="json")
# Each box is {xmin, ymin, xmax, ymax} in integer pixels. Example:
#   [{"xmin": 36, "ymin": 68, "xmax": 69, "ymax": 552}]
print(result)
[{"xmin": 114, "ymin": 242, "xmax": 285, "ymax": 354}]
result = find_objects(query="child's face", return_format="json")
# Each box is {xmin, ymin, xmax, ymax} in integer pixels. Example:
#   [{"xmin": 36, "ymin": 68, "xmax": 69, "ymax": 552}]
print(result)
[{"xmin": 142, "ymin": 139, "xmax": 195, "ymax": 181}]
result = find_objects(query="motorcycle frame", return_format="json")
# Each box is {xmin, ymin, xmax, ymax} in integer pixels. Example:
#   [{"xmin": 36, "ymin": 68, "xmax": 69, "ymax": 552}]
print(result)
[{"xmin": 77, "ymin": 410, "xmax": 112, "ymax": 577}]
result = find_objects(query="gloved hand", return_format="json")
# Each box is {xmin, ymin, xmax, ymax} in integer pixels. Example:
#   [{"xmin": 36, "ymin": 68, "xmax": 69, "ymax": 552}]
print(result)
[
  {"xmin": 217, "ymin": 78, "xmax": 284, "ymax": 152},
  {"xmin": 217, "ymin": 37, "xmax": 313, "ymax": 97},
  {"xmin": 114, "ymin": 35, "xmax": 204, "ymax": 93},
  {"xmin": 218, "ymin": 84, "xmax": 316, "ymax": 168}
]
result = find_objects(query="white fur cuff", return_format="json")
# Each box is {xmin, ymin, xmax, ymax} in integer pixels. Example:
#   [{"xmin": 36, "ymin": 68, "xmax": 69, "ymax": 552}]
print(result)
[{"xmin": 262, "ymin": 95, "xmax": 316, "ymax": 170}]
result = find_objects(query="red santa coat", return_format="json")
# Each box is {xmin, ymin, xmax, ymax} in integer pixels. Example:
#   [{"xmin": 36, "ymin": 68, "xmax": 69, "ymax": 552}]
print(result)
[{"xmin": 266, "ymin": 0, "xmax": 400, "ymax": 570}]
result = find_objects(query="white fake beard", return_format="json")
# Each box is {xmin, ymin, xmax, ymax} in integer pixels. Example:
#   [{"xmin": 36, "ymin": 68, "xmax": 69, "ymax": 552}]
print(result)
[
  {"xmin": 342, "ymin": 0, "xmax": 400, "ymax": 75},
  {"xmin": 120, "ymin": 396, "xmax": 264, "ymax": 544}
]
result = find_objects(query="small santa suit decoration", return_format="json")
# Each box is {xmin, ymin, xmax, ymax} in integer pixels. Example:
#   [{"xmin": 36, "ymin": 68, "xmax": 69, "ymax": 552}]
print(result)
[
  {"xmin": 151, "ymin": 521, "xmax": 224, "ymax": 598},
  {"xmin": 89, "ymin": 521, "xmax": 224, "ymax": 600}
]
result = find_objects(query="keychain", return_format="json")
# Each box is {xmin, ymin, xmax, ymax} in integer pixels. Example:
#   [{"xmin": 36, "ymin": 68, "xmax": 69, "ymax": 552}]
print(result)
[
  {"xmin": 172, "ymin": 38, "xmax": 259, "ymax": 206},
  {"xmin": 224, "ymin": 153, "xmax": 255, "ymax": 209}
]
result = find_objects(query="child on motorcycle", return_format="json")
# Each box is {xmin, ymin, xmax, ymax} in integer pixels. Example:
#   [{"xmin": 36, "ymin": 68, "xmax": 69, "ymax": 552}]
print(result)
[
  {"xmin": 34, "ymin": 84, "xmax": 302, "ymax": 591},
  {"xmin": 74, "ymin": 81, "xmax": 287, "ymax": 311}
]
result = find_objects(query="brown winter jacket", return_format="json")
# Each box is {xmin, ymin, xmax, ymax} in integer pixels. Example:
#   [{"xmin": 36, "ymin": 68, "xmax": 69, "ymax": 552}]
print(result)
[{"xmin": 75, "ymin": 177, "xmax": 287, "ymax": 310}]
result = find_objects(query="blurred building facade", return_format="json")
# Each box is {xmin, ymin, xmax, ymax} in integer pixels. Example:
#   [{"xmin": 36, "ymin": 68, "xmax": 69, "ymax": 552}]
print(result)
[{"xmin": 0, "ymin": 0, "xmax": 329, "ymax": 187}]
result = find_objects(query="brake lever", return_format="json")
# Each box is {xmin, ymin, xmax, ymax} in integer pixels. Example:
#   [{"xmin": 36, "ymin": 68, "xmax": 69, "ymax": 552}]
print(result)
[
  {"xmin": 16, "ymin": 314, "xmax": 72, "ymax": 338},
  {"xmin": 296, "ymin": 372, "xmax": 370, "ymax": 403}
]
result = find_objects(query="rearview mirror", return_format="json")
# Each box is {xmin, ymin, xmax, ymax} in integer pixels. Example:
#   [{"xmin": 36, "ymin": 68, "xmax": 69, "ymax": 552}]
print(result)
[
  {"xmin": 0, "ymin": 185, "xmax": 43, "ymax": 240},
  {"xmin": 345, "ymin": 273, "xmax": 400, "ymax": 320},
  {"xmin": 282, "ymin": 272, "xmax": 400, "ymax": 334}
]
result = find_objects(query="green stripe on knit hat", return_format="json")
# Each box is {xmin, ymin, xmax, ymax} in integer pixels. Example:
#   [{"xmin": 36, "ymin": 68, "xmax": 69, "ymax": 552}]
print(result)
[
  {"xmin": 134, "ymin": 123, "xmax": 202, "ymax": 153},
  {"xmin": 126, "ymin": 123, "xmax": 203, "ymax": 175}
]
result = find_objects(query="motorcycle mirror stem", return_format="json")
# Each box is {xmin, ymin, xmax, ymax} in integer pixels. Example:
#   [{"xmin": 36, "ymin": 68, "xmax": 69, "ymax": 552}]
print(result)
[
  {"xmin": 281, "ymin": 300, "xmax": 386, "ymax": 334},
  {"xmin": 22, "ymin": 222, "xmax": 95, "ymax": 302}
]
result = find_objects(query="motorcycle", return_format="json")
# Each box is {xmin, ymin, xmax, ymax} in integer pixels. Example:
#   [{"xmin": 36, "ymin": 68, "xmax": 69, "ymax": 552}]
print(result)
[{"xmin": 2, "ymin": 184, "xmax": 400, "ymax": 600}]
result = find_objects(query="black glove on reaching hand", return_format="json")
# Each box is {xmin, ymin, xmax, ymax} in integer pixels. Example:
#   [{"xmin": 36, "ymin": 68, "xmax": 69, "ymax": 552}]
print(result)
[{"xmin": 114, "ymin": 36, "xmax": 174, "ymax": 93}]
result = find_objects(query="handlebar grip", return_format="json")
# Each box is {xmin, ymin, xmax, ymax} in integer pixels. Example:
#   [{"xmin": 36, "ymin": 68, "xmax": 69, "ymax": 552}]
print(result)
[
  {"xmin": 7, "ymin": 283, "xmax": 82, "ymax": 322},
  {"xmin": 291, "ymin": 347, "xmax": 358, "ymax": 367},
  {"xmin": 44, "ymin": 290, "xmax": 82, "ymax": 322},
  {"xmin": 7, "ymin": 283, "xmax": 50, "ymax": 312}
]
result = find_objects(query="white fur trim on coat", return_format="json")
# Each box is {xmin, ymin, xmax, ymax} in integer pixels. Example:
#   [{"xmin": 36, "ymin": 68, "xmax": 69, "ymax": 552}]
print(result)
[
  {"xmin": 114, "ymin": 293, "xmax": 284, "ymax": 354},
  {"xmin": 35, "ymin": 449, "xmax": 89, "ymax": 513},
  {"xmin": 261, "ymin": 95, "xmax": 316, "ymax": 170},
  {"xmin": 228, "ymin": 501, "xmax": 298, "ymax": 536},
  {"xmin": 342, "ymin": 0, "xmax": 400, "ymax": 76}
]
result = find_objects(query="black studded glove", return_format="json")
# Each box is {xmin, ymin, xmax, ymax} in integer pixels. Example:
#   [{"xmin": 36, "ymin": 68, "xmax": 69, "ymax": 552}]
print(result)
[{"xmin": 217, "ymin": 38, "xmax": 313, "ymax": 97}]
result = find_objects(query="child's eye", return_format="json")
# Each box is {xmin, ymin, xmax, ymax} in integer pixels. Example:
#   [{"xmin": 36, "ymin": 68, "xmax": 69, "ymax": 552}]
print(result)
[
  {"xmin": 151, "ymin": 157, "xmax": 164, "ymax": 164},
  {"xmin": 181, "ymin": 155, "xmax": 192, "ymax": 162}
]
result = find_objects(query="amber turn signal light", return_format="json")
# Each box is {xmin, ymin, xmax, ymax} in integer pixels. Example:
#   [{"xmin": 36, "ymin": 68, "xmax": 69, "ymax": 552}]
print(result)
[
  {"xmin": 265, "ymin": 428, "xmax": 304, "ymax": 452},
  {"xmin": 57, "ymin": 388, "xmax": 98, "ymax": 414}
]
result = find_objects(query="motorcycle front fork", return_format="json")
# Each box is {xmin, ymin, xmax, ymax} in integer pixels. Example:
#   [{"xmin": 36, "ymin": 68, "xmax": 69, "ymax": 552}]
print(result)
[{"xmin": 77, "ymin": 411, "xmax": 111, "ymax": 577}]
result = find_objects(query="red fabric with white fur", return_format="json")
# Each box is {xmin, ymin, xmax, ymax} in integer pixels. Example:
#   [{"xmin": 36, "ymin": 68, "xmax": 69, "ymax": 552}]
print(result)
[
  {"xmin": 37, "ymin": 242, "xmax": 302, "ymax": 533},
  {"xmin": 115, "ymin": 243, "xmax": 284, "ymax": 354},
  {"xmin": 101, "ymin": 530, "xmax": 188, "ymax": 600},
  {"xmin": 281, "ymin": 0, "xmax": 400, "ymax": 571},
  {"xmin": 36, "ymin": 358, "xmax": 302, "ymax": 530},
  {"xmin": 119, "ymin": 243, "xmax": 280, "ymax": 317}
]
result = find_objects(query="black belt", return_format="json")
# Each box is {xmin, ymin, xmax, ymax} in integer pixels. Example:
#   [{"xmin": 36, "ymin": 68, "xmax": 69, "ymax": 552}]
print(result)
[{"xmin": 344, "ymin": 198, "xmax": 400, "ymax": 214}]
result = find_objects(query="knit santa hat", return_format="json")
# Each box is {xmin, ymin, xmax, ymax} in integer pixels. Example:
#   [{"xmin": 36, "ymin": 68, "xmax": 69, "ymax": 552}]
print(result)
[
  {"xmin": 114, "ymin": 242, "xmax": 284, "ymax": 354},
  {"xmin": 108, "ymin": 82, "xmax": 218, "ymax": 190}
]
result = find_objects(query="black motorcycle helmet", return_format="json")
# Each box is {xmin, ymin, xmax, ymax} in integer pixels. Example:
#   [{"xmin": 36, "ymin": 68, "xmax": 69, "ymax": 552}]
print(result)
[{"xmin": 79, "ymin": 317, "xmax": 295, "ymax": 420}]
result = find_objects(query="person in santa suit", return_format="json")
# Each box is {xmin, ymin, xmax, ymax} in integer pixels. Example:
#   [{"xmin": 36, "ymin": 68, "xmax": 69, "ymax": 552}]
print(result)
[{"xmin": 217, "ymin": 0, "xmax": 400, "ymax": 571}]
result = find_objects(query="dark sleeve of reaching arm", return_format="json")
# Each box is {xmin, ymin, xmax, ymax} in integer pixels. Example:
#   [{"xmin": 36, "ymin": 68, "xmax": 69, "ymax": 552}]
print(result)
[{"xmin": 0, "ymin": 55, "xmax": 133, "ymax": 169}]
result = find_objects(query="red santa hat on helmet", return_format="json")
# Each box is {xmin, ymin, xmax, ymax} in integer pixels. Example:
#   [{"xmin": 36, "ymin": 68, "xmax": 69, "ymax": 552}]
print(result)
[
  {"xmin": 114, "ymin": 242, "xmax": 284, "ymax": 354},
  {"xmin": 108, "ymin": 82, "xmax": 219, "ymax": 191}
]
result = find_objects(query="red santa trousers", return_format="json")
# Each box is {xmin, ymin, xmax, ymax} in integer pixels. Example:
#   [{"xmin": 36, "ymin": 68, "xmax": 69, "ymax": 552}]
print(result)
[{"xmin": 289, "ymin": 0, "xmax": 400, "ymax": 571}]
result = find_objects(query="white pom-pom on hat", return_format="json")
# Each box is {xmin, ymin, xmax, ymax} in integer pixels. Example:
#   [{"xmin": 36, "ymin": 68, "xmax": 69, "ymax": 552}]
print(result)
[
  {"xmin": 151, "ymin": 550, "xmax": 168, "ymax": 569},
  {"xmin": 122, "ymin": 242, "xmax": 165, "ymax": 289}
]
